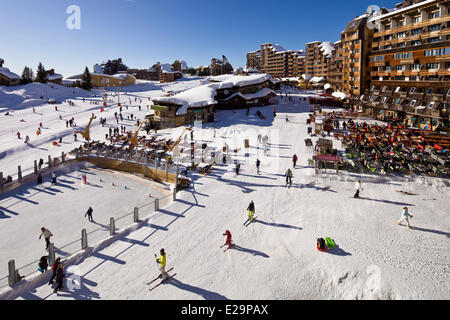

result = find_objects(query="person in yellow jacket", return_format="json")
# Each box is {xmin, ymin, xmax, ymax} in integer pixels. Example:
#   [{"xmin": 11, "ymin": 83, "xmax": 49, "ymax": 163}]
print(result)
[{"xmin": 155, "ymin": 249, "xmax": 167, "ymax": 280}]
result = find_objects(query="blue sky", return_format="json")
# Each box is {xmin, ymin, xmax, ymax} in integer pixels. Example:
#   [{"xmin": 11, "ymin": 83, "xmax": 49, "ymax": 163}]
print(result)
[{"xmin": 1, "ymin": 0, "xmax": 395, "ymax": 77}]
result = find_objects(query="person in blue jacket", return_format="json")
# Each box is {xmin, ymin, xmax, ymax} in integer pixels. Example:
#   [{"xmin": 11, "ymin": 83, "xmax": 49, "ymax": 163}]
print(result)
[{"xmin": 397, "ymin": 207, "xmax": 413, "ymax": 229}]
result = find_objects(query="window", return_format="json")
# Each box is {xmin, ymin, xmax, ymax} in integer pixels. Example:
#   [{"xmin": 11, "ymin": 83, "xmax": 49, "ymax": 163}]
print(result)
[
  {"xmin": 385, "ymin": 45, "xmax": 392, "ymax": 50},
  {"xmin": 412, "ymin": 16, "xmax": 421, "ymax": 24},
  {"xmin": 384, "ymin": 35, "xmax": 392, "ymax": 41},
  {"xmin": 396, "ymin": 65, "xmax": 405, "ymax": 71},
  {"xmin": 385, "ymin": 66, "xmax": 391, "ymax": 72},
  {"xmin": 411, "ymin": 28, "xmax": 422, "ymax": 35},
  {"xmin": 397, "ymin": 43, "xmax": 406, "ymax": 48},
  {"xmin": 395, "ymin": 97, "xmax": 401, "ymax": 104},
  {"xmin": 429, "ymin": 11, "xmax": 440, "ymax": 19},
  {"xmin": 394, "ymin": 52, "xmax": 413, "ymax": 60},
  {"xmin": 355, "ymin": 49, "xmax": 360, "ymax": 54},
  {"xmin": 395, "ymin": 87, "xmax": 401, "ymax": 93},
  {"xmin": 397, "ymin": 32, "xmax": 406, "ymax": 38},
  {"xmin": 397, "ymin": 20, "xmax": 405, "ymax": 27},
  {"xmin": 428, "ymin": 37, "xmax": 440, "ymax": 43},
  {"xmin": 428, "ymin": 24, "xmax": 441, "ymax": 32},
  {"xmin": 370, "ymin": 56, "xmax": 385, "ymax": 62},
  {"xmin": 410, "ymin": 100, "xmax": 417, "ymax": 107},
  {"xmin": 382, "ymin": 96, "xmax": 388, "ymax": 102},
  {"xmin": 411, "ymin": 64, "xmax": 421, "ymax": 70},
  {"xmin": 426, "ymin": 63, "xmax": 439, "ymax": 70},
  {"xmin": 427, "ymin": 88, "xmax": 433, "ymax": 95},
  {"xmin": 428, "ymin": 101, "xmax": 435, "ymax": 109},
  {"xmin": 410, "ymin": 87, "xmax": 416, "ymax": 93}
]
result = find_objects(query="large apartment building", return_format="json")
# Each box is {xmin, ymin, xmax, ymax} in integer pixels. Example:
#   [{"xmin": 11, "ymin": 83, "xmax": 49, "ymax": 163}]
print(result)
[
  {"xmin": 328, "ymin": 41, "xmax": 344, "ymax": 91},
  {"xmin": 246, "ymin": 43, "xmax": 305, "ymax": 78},
  {"xmin": 340, "ymin": 15, "xmax": 374, "ymax": 97},
  {"xmin": 305, "ymin": 41, "xmax": 333, "ymax": 78},
  {"xmin": 362, "ymin": 0, "xmax": 450, "ymax": 130}
]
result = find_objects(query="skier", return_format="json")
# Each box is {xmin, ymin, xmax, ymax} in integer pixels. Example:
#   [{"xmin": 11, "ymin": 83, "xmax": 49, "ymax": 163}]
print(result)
[
  {"xmin": 397, "ymin": 207, "xmax": 413, "ymax": 229},
  {"xmin": 85, "ymin": 207, "xmax": 94, "ymax": 222},
  {"xmin": 53, "ymin": 263, "xmax": 65, "ymax": 294},
  {"xmin": 17, "ymin": 132, "xmax": 21, "ymax": 139},
  {"xmin": 292, "ymin": 154, "xmax": 298, "ymax": 168},
  {"xmin": 273, "ymin": 107, "xmax": 277, "ymax": 118},
  {"xmin": 285, "ymin": 114, "xmax": 289, "ymax": 122},
  {"xmin": 247, "ymin": 200, "xmax": 255, "ymax": 223},
  {"xmin": 256, "ymin": 159, "xmax": 261, "ymax": 174},
  {"xmin": 155, "ymin": 249, "xmax": 168, "ymax": 281},
  {"xmin": 25, "ymin": 135, "xmax": 30, "ymax": 144},
  {"xmin": 235, "ymin": 162, "xmax": 241, "ymax": 175},
  {"xmin": 285, "ymin": 168, "xmax": 293, "ymax": 187},
  {"xmin": 39, "ymin": 227, "xmax": 53, "ymax": 250},
  {"xmin": 74, "ymin": 133, "xmax": 77, "ymax": 141},
  {"xmin": 51, "ymin": 172, "xmax": 57, "ymax": 185},
  {"xmin": 353, "ymin": 179, "xmax": 362, "ymax": 198},
  {"xmin": 38, "ymin": 158, "xmax": 44, "ymax": 170},
  {"xmin": 221, "ymin": 230, "xmax": 233, "ymax": 249},
  {"xmin": 38, "ymin": 256, "xmax": 49, "ymax": 273}
]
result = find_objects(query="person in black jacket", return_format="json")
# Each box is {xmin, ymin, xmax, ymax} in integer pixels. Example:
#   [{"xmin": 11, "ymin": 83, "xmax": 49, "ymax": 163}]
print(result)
[
  {"xmin": 48, "ymin": 258, "xmax": 61, "ymax": 285},
  {"xmin": 38, "ymin": 256, "xmax": 48, "ymax": 273},
  {"xmin": 37, "ymin": 173, "xmax": 43, "ymax": 185},
  {"xmin": 85, "ymin": 207, "xmax": 94, "ymax": 222},
  {"xmin": 53, "ymin": 264, "xmax": 65, "ymax": 293}
]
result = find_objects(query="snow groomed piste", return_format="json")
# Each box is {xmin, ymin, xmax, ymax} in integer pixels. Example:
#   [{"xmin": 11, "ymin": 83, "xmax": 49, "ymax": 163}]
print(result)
[{"xmin": 0, "ymin": 79, "xmax": 449, "ymax": 300}]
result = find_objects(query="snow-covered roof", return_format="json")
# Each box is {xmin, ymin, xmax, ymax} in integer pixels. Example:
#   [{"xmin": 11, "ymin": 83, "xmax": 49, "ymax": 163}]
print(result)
[
  {"xmin": 319, "ymin": 42, "xmax": 334, "ymax": 58},
  {"xmin": 0, "ymin": 67, "xmax": 21, "ymax": 80},
  {"xmin": 309, "ymin": 76, "xmax": 326, "ymax": 83},
  {"xmin": 269, "ymin": 44, "xmax": 286, "ymax": 53},
  {"xmin": 46, "ymin": 73, "xmax": 63, "ymax": 81},
  {"xmin": 222, "ymin": 88, "xmax": 276, "ymax": 102},
  {"xmin": 153, "ymin": 74, "xmax": 276, "ymax": 115},
  {"xmin": 302, "ymin": 74, "xmax": 313, "ymax": 81},
  {"xmin": 324, "ymin": 83, "xmax": 331, "ymax": 90},
  {"xmin": 281, "ymin": 77, "xmax": 301, "ymax": 82},
  {"xmin": 160, "ymin": 63, "xmax": 175, "ymax": 74},
  {"xmin": 153, "ymin": 84, "xmax": 218, "ymax": 115},
  {"xmin": 368, "ymin": 0, "xmax": 435, "ymax": 22},
  {"xmin": 332, "ymin": 91, "xmax": 348, "ymax": 100},
  {"xmin": 210, "ymin": 74, "xmax": 273, "ymax": 89}
]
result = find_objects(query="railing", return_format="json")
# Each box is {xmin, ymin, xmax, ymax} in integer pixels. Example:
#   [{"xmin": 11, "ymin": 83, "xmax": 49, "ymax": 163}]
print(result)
[{"xmin": 0, "ymin": 192, "xmax": 175, "ymax": 290}]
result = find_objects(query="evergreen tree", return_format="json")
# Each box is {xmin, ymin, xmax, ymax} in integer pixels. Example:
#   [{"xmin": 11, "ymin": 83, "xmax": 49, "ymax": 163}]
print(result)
[
  {"xmin": 81, "ymin": 66, "xmax": 92, "ymax": 91},
  {"xmin": 35, "ymin": 62, "xmax": 47, "ymax": 83},
  {"xmin": 20, "ymin": 66, "xmax": 34, "ymax": 85}
]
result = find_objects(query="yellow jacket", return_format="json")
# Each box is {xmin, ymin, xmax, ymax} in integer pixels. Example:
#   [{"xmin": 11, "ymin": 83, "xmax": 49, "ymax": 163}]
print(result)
[{"xmin": 158, "ymin": 253, "xmax": 167, "ymax": 267}]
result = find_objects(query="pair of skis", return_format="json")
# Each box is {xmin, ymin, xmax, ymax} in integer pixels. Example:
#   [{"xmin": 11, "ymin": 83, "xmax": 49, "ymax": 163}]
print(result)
[
  {"xmin": 243, "ymin": 216, "xmax": 257, "ymax": 227},
  {"xmin": 147, "ymin": 267, "xmax": 176, "ymax": 291}
]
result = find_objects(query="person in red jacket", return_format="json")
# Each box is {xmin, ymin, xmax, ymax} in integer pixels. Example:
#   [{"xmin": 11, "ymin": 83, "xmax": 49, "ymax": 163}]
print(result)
[{"xmin": 221, "ymin": 230, "xmax": 233, "ymax": 249}]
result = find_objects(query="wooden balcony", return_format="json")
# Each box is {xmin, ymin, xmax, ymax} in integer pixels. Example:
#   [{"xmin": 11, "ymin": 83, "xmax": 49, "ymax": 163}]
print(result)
[
  {"xmin": 438, "ymin": 69, "xmax": 450, "ymax": 75},
  {"xmin": 399, "ymin": 58, "xmax": 415, "ymax": 65}
]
